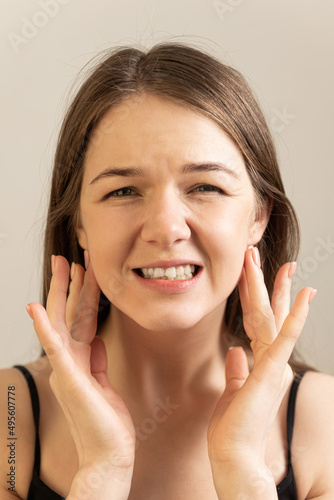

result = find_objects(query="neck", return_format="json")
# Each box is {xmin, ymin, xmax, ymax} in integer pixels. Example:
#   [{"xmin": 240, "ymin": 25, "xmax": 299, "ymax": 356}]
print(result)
[{"xmin": 99, "ymin": 304, "xmax": 228, "ymax": 412}]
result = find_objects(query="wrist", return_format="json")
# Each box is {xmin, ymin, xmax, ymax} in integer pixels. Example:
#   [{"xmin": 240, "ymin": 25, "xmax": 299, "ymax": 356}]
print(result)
[
  {"xmin": 210, "ymin": 459, "xmax": 277, "ymax": 500},
  {"xmin": 67, "ymin": 461, "xmax": 134, "ymax": 500}
]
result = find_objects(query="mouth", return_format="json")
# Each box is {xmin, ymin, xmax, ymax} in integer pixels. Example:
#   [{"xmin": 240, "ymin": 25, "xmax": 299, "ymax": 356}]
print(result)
[{"xmin": 134, "ymin": 264, "xmax": 201, "ymax": 281}]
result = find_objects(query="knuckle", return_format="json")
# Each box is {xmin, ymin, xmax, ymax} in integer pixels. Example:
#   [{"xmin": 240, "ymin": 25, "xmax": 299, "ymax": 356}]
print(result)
[
  {"xmin": 289, "ymin": 308, "xmax": 307, "ymax": 326},
  {"xmin": 251, "ymin": 305, "xmax": 274, "ymax": 328},
  {"xmin": 43, "ymin": 337, "xmax": 64, "ymax": 359},
  {"xmin": 252, "ymin": 310, "xmax": 263, "ymax": 327},
  {"xmin": 75, "ymin": 302, "xmax": 98, "ymax": 324},
  {"xmin": 242, "ymin": 310, "xmax": 252, "ymax": 323},
  {"xmin": 263, "ymin": 304, "xmax": 275, "ymax": 320},
  {"xmin": 242, "ymin": 310, "xmax": 251, "ymax": 321},
  {"xmin": 272, "ymin": 288, "xmax": 286, "ymax": 303}
]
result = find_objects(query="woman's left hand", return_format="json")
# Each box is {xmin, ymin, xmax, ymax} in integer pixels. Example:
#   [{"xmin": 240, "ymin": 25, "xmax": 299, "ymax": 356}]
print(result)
[{"xmin": 207, "ymin": 246, "xmax": 316, "ymax": 498}]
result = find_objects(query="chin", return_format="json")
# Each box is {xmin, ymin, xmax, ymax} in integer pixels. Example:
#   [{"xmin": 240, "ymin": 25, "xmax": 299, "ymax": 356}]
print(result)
[{"xmin": 131, "ymin": 308, "xmax": 205, "ymax": 333}]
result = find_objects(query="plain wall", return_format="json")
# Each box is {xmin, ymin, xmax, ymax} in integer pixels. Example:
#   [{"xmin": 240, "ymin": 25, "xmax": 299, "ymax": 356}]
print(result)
[{"xmin": 1, "ymin": 0, "xmax": 333, "ymax": 374}]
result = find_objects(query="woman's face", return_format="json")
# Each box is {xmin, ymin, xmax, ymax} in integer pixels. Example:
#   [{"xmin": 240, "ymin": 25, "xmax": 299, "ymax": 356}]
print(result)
[{"xmin": 76, "ymin": 94, "xmax": 268, "ymax": 332}]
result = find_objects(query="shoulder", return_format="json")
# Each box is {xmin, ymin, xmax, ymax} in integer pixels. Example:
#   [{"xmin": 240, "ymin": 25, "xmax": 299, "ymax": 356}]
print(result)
[
  {"xmin": 0, "ymin": 358, "xmax": 52, "ymax": 499},
  {"xmin": 295, "ymin": 370, "xmax": 334, "ymax": 433},
  {"xmin": 293, "ymin": 370, "xmax": 334, "ymax": 499}
]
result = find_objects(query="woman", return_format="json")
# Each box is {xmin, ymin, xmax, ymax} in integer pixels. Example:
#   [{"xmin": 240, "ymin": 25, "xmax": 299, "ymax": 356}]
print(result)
[{"xmin": 0, "ymin": 42, "xmax": 333, "ymax": 499}]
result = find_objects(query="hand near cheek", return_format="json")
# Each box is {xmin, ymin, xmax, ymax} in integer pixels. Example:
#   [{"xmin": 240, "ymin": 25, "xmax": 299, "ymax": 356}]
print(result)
[
  {"xmin": 207, "ymin": 246, "xmax": 317, "ymax": 498},
  {"xmin": 26, "ymin": 253, "xmax": 136, "ymax": 475}
]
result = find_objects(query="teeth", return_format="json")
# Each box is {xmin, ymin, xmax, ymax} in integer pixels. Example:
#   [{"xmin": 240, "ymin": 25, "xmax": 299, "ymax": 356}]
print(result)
[
  {"xmin": 140, "ymin": 265, "xmax": 198, "ymax": 280},
  {"xmin": 184, "ymin": 264, "xmax": 191, "ymax": 274},
  {"xmin": 176, "ymin": 266, "xmax": 184, "ymax": 276},
  {"xmin": 165, "ymin": 267, "xmax": 176, "ymax": 278},
  {"xmin": 153, "ymin": 268, "xmax": 164, "ymax": 278}
]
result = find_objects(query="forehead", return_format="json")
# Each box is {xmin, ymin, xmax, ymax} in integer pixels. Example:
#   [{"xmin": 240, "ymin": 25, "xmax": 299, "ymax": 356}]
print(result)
[{"xmin": 85, "ymin": 93, "xmax": 248, "ymax": 179}]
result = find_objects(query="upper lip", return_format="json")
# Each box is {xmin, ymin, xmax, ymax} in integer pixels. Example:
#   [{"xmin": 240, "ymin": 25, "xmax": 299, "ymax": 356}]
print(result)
[{"xmin": 133, "ymin": 260, "xmax": 203, "ymax": 269}]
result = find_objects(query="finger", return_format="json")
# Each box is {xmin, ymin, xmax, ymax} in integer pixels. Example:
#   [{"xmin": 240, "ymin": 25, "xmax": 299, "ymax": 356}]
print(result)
[
  {"xmin": 268, "ymin": 287, "xmax": 317, "ymax": 367},
  {"xmin": 65, "ymin": 263, "xmax": 85, "ymax": 330},
  {"xmin": 244, "ymin": 247, "xmax": 276, "ymax": 344},
  {"xmin": 225, "ymin": 346, "xmax": 249, "ymax": 394},
  {"xmin": 238, "ymin": 266, "xmax": 255, "ymax": 340},
  {"xmin": 271, "ymin": 262, "xmax": 296, "ymax": 332},
  {"xmin": 210, "ymin": 347, "xmax": 249, "ymax": 422},
  {"xmin": 90, "ymin": 337, "xmax": 109, "ymax": 389},
  {"xmin": 46, "ymin": 255, "xmax": 70, "ymax": 331},
  {"xmin": 90, "ymin": 337, "xmax": 134, "ymax": 423},
  {"xmin": 27, "ymin": 302, "xmax": 74, "ymax": 370},
  {"xmin": 70, "ymin": 251, "xmax": 101, "ymax": 343}
]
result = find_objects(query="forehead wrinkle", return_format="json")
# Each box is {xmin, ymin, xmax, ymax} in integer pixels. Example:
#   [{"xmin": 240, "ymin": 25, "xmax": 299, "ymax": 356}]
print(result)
[
  {"xmin": 181, "ymin": 162, "xmax": 241, "ymax": 181},
  {"xmin": 88, "ymin": 167, "xmax": 145, "ymax": 185},
  {"xmin": 87, "ymin": 159, "xmax": 245, "ymax": 187}
]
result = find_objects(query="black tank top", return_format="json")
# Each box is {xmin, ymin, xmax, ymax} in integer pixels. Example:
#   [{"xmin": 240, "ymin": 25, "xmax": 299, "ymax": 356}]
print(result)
[{"xmin": 13, "ymin": 365, "xmax": 305, "ymax": 499}]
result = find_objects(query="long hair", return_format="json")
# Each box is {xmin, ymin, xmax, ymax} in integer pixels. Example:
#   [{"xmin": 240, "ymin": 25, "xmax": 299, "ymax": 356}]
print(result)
[{"xmin": 41, "ymin": 42, "xmax": 311, "ymax": 371}]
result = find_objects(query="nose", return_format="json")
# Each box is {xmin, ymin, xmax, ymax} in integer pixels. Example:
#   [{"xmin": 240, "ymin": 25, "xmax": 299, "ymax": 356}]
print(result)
[{"xmin": 140, "ymin": 189, "xmax": 191, "ymax": 247}]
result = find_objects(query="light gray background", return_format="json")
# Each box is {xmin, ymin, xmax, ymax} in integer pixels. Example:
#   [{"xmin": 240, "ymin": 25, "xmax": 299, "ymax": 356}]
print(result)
[{"xmin": 1, "ymin": 0, "xmax": 333, "ymax": 374}]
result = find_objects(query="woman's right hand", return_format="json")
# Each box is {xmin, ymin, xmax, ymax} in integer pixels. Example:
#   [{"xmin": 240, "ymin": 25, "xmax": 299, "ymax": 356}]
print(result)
[{"xmin": 26, "ymin": 252, "xmax": 135, "ymax": 498}]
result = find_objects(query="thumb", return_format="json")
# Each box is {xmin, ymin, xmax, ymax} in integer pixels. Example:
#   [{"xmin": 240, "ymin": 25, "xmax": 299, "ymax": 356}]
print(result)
[
  {"xmin": 90, "ymin": 336, "xmax": 110, "ymax": 390},
  {"xmin": 224, "ymin": 346, "xmax": 249, "ymax": 396},
  {"xmin": 214, "ymin": 347, "xmax": 249, "ymax": 416},
  {"xmin": 208, "ymin": 347, "xmax": 250, "ymax": 431}
]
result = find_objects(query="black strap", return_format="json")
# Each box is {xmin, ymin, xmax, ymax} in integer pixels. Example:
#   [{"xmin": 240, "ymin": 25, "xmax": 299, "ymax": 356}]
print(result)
[
  {"xmin": 13, "ymin": 365, "xmax": 41, "ymax": 475},
  {"xmin": 286, "ymin": 371, "xmax": 305, "ymax": 464}
]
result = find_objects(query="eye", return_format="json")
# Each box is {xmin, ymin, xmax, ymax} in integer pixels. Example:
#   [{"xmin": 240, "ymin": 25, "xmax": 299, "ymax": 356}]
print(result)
[
  {"xmin": 103, "ymin": 187, "xmax": 136, "ymax": 199},
  {"xmin": 192, "ymin": 184, "xmax": 224, "ymax": 194}
]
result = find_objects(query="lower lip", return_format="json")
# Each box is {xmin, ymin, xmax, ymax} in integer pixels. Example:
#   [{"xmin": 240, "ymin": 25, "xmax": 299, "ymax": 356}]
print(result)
[{"xmin": 133, "ymin": 268, "xmax": 203, "ymax": 293}]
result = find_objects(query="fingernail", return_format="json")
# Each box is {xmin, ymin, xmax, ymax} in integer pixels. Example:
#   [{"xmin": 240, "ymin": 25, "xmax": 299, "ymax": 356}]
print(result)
[
  {"xmin": 308, "ymin": 288, "xmax": 317, "ymax": 304},
  {"xmin": 70, "ymin": 262, "xmax": 76, "ymax": 281},
  {"xmin": 51, "ymin": 255, "xmax": 56, "ymax": 275},
  {"xmin": 252, "ymin": 246, "xmax": 261, "ymax": 267},
  {"xmin": 288, "ymin": 261, "xmax": 297, "ymax": 279},
  {"xmin": 25, "ymin": 304, "xmax": 33, "ymax": 319},
  {"xmin": 84, "ymin": 250, "xmax": 90, "ymax": 270}
]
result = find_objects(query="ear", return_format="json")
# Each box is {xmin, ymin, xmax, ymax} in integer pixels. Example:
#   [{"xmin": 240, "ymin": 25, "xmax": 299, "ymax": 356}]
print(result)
[
  {"xmin": 247, "ymin": 197, "xmax": 273, "ymax": 246},
  {"xmin": 74, "ymin": 211, "xmax": 88, "ymax": 250}
]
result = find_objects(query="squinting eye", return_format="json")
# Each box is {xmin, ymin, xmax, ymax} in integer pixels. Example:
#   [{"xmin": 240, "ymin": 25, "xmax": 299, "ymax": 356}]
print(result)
[
  {"xmin": 193, "ymin": 184, "xmax": 224, "ymax": 194},
  {"xmin": 104, "ymin": 187, "xmax": 136, "ymax": 199}
]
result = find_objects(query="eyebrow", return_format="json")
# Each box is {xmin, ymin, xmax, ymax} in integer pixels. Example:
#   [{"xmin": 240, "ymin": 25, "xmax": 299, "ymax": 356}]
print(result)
[
  {"xmin": 89, "ymin": 167, "xmax": 145, "ymax": 185},
  {"xmin": 181, "ymin": 162, "xmax": 240, "ymax": 179},
  {"xmin": 89, "ymin": 162, "xmax": 240, "ymax": 185}
]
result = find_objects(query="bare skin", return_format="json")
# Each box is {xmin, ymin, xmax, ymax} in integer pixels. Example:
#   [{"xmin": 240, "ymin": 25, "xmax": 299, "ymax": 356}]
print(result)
[
  {"xmin": 1, "ymin": 94, "xmax": 334, "ymax": 499},
  {"xmin": 1, "ymin": 336, "xmax": 334, "ymax": 499}
]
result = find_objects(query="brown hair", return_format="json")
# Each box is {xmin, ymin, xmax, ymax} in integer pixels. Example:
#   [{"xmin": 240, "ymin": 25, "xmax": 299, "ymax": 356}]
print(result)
[{"xmin": 42, "ymin": 41, "xmax": 312, "ymax": 371}]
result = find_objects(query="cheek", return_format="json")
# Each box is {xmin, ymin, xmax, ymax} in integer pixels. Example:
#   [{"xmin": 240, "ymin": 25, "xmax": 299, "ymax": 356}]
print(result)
[
  {"xmin": 206, "ymin": 209, "xmax": 251, "ymax": 290},
  {"xmin": 82, "ymin": 211, "xmax": 134, "ymax": 296},
  {"xmin": 84, "ymin": 206, "xmax": 130, "ymax": 252}
]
